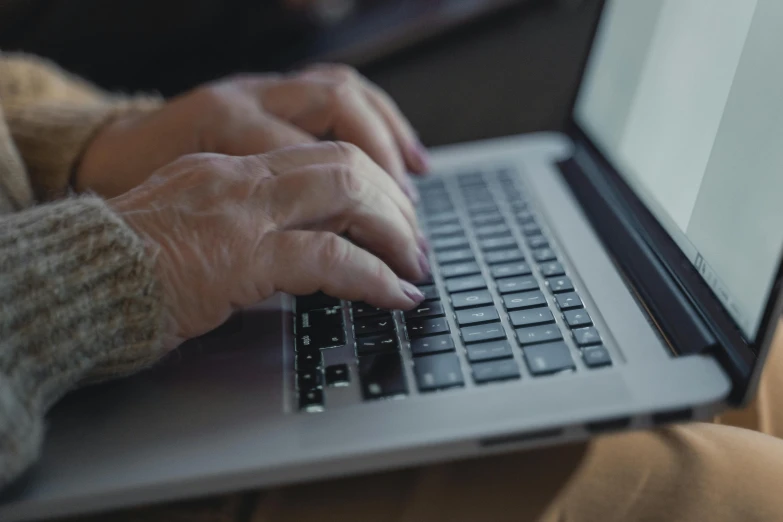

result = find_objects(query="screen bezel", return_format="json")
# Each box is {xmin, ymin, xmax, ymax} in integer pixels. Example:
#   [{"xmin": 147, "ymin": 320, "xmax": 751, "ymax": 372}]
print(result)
[{"xmin": 562, "ymin": 0, "xmax": 783, "ymax": 403}]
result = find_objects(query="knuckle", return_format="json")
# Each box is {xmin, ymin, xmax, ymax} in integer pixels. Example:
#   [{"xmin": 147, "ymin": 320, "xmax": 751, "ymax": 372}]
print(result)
[
  {"xmin": 332, "ymin": 164, "xmax": 366, "ymax": 204},
  {"xmin": 318, "ymin": 232, "xmax": 349, "ymax": 270},
  {"xmin": 326, "ymin": 63, "xmax": 359, "ymax": 83},
  {"xmin": 325, "ymin": 77, "xmax": 358, "ymax": 106},
  {"xmin": 192, "ymin": 84, "xmax": 234, "ymax": 111},
  {"xmin": 331, "ymin": 141, "xmax": 365, "ymax": 166}
]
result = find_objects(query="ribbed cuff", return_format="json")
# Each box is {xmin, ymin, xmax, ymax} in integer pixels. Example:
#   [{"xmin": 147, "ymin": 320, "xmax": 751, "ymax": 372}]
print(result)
[
  {"xmin": 0, "ymin": 196, "xmax": 166, "ymax": 487},
  {"xmin": 5, "ymin": 97, "xmax": 162, "ymax": 201}
]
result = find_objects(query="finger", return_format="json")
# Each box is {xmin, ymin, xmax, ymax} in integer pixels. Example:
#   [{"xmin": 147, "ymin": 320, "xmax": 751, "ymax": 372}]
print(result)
[
  {"xmin": 260, "ymin": 230, "xmax": 425, "ymax": 310},
  {"xmin": 259, "ymin": 142, "xmax": 420, "ymax": 233},
  {"xmin": 250, "ymin": 77, "xmax": 416, "ymax": 200},
  {"xmin": 216, "ymin": 113, "xmax": 316, "ymax": 157},
  {"xmin": 263, "ymin": 164, "xmax": 427, "ymax": 281},
  {"xmin": 361, "ymin": 80, "xmax": 430, "ymax": 175}
]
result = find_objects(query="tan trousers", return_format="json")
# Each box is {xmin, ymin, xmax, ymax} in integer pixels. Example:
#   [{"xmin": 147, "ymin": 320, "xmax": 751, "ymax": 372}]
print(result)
[{"xmin": 84, "ymin": 321, "xmax": 783, "ymax": 522}]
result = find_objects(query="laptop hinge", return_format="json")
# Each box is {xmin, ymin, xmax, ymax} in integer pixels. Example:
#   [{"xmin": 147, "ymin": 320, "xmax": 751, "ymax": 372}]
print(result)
[{"xmin": 557, "ymin": 154, "xmax": 718, "ymax": 357}]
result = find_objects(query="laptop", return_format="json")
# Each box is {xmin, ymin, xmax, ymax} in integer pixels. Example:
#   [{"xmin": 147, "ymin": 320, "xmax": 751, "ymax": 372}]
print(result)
[{"xmin": 3, "ymin": 0, "xmax": 783, "ymax": 519}]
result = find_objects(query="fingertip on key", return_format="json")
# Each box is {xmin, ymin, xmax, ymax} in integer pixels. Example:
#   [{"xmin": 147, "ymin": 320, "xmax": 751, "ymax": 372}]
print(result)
[
  {"xmin": 408, "ymin": 142, "xmax": 431, "ymax": 175},
  {"xmin": 399, "ymin": 279, "xmax": 425, "ymax": 306},
  {"xmin": 401, "ymin": 177, "xmax": 420, "ymax": 203},
  {"xmin": 417, "ymin": 247, "xmax": 431, "ymax": 279}
]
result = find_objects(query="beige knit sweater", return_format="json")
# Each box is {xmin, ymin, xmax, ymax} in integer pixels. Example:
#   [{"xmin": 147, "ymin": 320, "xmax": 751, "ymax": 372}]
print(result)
[{"xmin": 0, "ymin": 53, "xmax": 169, "ymax": 490}]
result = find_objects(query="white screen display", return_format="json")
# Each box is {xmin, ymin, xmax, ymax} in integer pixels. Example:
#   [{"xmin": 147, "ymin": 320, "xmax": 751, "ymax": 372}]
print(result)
[{"xmin": 575, "ymin": 0, "xmax": 783, "ymax": 339}]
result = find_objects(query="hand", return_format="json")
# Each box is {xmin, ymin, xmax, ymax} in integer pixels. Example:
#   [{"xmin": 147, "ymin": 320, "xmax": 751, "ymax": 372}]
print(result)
[
  {"xmin": 79, "ymin": 64, "xmax": 428, "ymax": 200},
  {"xmin": 108, "ymin": 142, "xmax": 429, "ymax": 348}
]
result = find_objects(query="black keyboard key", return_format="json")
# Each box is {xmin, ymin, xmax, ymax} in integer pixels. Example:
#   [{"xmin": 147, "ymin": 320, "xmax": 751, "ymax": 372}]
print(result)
[
  {"xmin": 583, "ymin": 345, "xmax": 612, "ymax": 368},
  {"xmin": 540, "ymin": 261, "xmax": 566, "ymax": 277},
  {"xmin": 414, "ymin": 353, "xmax": 465, "ymax": 392},
  {"xmin": 354, "ymin": 315, "xmax": 396, "ymax": 337},
  {"xmin": 472, "ymin": 359, "xmax": 520, "ymax": 384},
  {"xmin": 503, "ymin": 290, "xmax": 547, "ymax": 310},
  {"xmin": 297, "ymin": 369, "xmax": 323, "ymax": 390},
  {"xmin": 418, "ymin": 284, "xmax": 440, "ymax": 301},
  {"xmin": 356, "ymin": 333, "xmax": 398, "ymax": 355},
  {"xmin": 485, "ymin": 249, "xmax": 524, "ymax": 265},
  {"xmin": 548, "ymin": 276, "xmax": 574, "ymax": 293},
  {"xmin": 440, "ymin": 261, "xmax": 481, "ymax": 279},
  {"xmin": 475, "ymin": 224, "xmax": 510, "ymax": 238},
  {"xmin": 467, "ymin": 202, "xmax": 498, "ymax": 214},
  {"xmin": 446, "ymin": 275, "xmax": 487, "ymax": 294},
  {"xmin": 404, "ymin": 301, "xmax": 445, "ymax": 320},
  {"xmin": 479, "ymin": 236, "xmax": 517, "ymax": 251},
  {"xmin": 564, "ymin": 309, "xmax": 592, "ymax": 328},
  {"xmin": 471, "ymin": 212, "xmax": 505, "ymax": 226},
  {"xmin": 516, "ymin": 324, "xmax": 563, "ymax": 346},
  {"xmin": 297, "ymin": 292, "xmax": 340, "ymax": 312},
  {"xmin": 296, "ymin": 351, "xmax": 322, "ymax": 370},
  {"xmin": 497, "ymin": 276, "xmax": 539, "ymax": 295},
  {"xmin": 533, "ymin": 248, "xmax": 557, "ymax": 262},
  {"xmin": 436, "ymin": 248, "xmax": 475, "ymax": 265},
  {"xmin": 426, "ymin": 212, "xmax": 459, "ymax": 226},
  {"xmin": 407, "ymin": 317, "xmax": 450, "ymax": 338},
  {"xmin": 456, "ymin": 306, "xmax": 500, "ymax": 326},
  {"xmin": 491, "ymin": 261, "xmax": 532, "ymax": 279},
  {"xmin": 527, "ymin": 235, "xmax": 549, "ymax": 249},
  {"xmin": 429, "ymin": 223, "xmax": 464, "ymax": 238},
  {"xmin": 458, "ymin": 172, "xmax": 484, "ymax": 183},
  {"xmin": 461, "ymin": 322, "xmax": 507, "ymax": 344},
  {"xmin": 359, "ymin": 353, "xmax": 408, "ymax": 400},
  {"xmin": 451, "ymin": 289, "xmax": 494, "ymax": 309},
  {"xmin": 556, "ymin": 292, "xmax": 583, "ymax": 310},
  {"xmin": 325, "ymin": 364, "xmax": 350, "ymax": 386},
  {"xmin": 465, "ymin": 339, "xmax": 514, "ymax": 362},
  {"xmin": 521, "ymin": 223, "xmax": 542, "ymax": 236},
  {"xmin": 432, "ymin": 235, "xmax": 470, "ymax": 251},
  {"xmin": 297, "ymin": 328, "xmax": 346, "ymax": 351},
  {"xmin": 516, "ymin": 210, "xmax": 536, "ymax": 224},
  {"xmin": 423, "ymin": 202, "xmax": 454, "ymax": 214},
  {"xmin": 509, "ymin": 307, "xmax": 555, "ymax": 327},
  {"xmin": 299, "ymin": 388, "xmax": 324, "ymax": 412},
  {"xmin": 352, "ymin": 302, "xmax": 386, "ymax": 318},
  {"xmin": 470, "ymin": 190, "xmax": 493, "ymax": 200},
  {"xmin": 573, "ymin": 327, "xmax": 602, "ymax": 347},
  {"xmin": 297, "ymin": 306, "xmax": 343, "ymax": 330},
  {"xmin": 410, "ymin": 334, "xmax": 455, "ymax": 356},
  {"xmin": 523, "ymin": 342, "xmax": 575, "ymax": 376}
]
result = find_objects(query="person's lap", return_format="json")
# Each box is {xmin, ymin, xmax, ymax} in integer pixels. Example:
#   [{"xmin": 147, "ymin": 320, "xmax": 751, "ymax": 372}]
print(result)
[{"xmin": 81, "ymin": 321, "xmax": 783, "ymax": 522}]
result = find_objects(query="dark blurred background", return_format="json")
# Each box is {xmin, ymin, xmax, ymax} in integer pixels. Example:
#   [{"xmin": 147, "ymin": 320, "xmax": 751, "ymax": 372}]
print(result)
[{"xmin": 0, "ymin": 0, "xmax": 601, "ymax": 146}]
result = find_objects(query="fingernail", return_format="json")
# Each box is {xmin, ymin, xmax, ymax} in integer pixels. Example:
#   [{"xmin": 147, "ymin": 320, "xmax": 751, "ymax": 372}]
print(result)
[
  {"xmin": 402, "ymin": 177, "xmax": 420, "ymax": 203},
  {"xmin": 417, "ymin": 232, "xmax": 430, "ymax": 253},
  {"xmin": 417, "ymin": 247, "xmax": 431, "ymax": 277},
  {"xmin": 399, "ymin": 279, "xmax": 425, "ymax": 304},
  {"xmin": 409, "ymin": 142, "xmax": 431, "ymax": 174}
]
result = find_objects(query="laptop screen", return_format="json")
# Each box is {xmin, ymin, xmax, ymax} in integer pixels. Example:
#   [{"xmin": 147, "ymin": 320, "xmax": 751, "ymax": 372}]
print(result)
[{"xmin": 574, "ymin": 0, "xmax": 783, "ymax": 341}]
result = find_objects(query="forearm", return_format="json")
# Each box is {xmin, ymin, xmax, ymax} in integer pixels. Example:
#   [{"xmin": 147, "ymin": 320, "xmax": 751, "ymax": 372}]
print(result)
[{"xmin": 0, "ymin": 196, "xmax": 167, "ymax": 488}]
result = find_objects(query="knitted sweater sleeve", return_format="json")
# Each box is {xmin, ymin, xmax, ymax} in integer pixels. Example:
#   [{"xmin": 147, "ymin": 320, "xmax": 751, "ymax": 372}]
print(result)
[{"xmin": 0, "ymin": 196, "xmax": 167, "ymax": 489}]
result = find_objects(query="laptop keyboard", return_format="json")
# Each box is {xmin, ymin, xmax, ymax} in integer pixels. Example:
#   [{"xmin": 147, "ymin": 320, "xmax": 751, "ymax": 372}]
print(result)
[{"xmin": 294, "ymin": 168, "xmax": 613, "ymax": 412}]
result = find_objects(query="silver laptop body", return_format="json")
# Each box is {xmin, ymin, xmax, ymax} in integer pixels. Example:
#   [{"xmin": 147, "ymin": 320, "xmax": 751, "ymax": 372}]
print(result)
[{"xmin": 3, "ymin": 0, "xmax": 783, "ymax": 519}]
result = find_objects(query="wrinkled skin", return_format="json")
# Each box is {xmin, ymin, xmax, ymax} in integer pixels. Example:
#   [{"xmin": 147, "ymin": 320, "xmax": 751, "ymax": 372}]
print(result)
[{"xmin": 108, "ymin": 142, "xmax": 429, "ymax": 349}]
